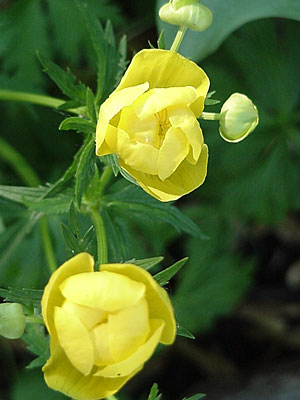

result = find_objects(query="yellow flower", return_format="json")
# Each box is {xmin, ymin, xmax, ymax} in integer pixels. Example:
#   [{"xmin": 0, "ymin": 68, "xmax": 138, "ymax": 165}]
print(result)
[
  {"xmin": 42, "ymin": 253, "xmax": 176, "ymax": 400},
  {"xmin": 96, "ymin": 49, "xmax": 210, "ymax": 202}
]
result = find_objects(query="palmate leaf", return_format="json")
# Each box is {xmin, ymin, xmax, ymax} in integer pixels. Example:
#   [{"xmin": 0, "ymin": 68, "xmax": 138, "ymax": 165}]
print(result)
[
  {"xmin": 59, "ymin": 117, "xmax": 96, "ymax": 135},
  {"xmin": 22, "ymin": 324, "xmax": 49, "ymax": 369},
  {"xmin": 103, "ymin": 184, "xmax": 207, "ymax": 239}
]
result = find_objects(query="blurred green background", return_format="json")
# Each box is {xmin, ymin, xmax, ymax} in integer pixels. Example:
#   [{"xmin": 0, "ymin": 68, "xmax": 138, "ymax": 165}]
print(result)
[{"xmin": 1, "ymin": 0, "xmax": 300, "ymax": 399}]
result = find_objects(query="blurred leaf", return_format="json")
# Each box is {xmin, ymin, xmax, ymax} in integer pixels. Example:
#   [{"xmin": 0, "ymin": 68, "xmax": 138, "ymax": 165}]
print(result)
[
  {"xmin": 154, "ymin": 257, "xmax": 188, "ymax": 286},
  {"xmin": 176, "ymin": 322, "xmax": 195, "ymax": 339},
  {"xmin": 0, "ymin": 288, "xmax": 42, "ymax": 311},
  {"xmin": 127, "ymin": 256, "xmax": 164, "ymax": 270},
  {"xmin": 148, "ymin": 383, "xmax": 162, "ymax": 400},
  {"xmin": 22, "ymin": 323, "xmax": 49, "ymax": 368},
  {"xmin": 182, "ymin": 395, "xmax": 206, "ymax": 400},
  {"xmin": 103, "ymin": 184, "xmax": 208, "ymax": 239},
  {"xmin": 156, "ymin": 0, "xmax": 300, "ymax": 61},
  {"xmin": 157, "ymin": 29, "xmax": 165, "ymax": 49},
  {"xmin": 75, "ymin": 137, "xmax": 96, "ymax": 207},
  {"xmin": 59, "ymin": 117, "xmax": 96, "ymax": 135}
]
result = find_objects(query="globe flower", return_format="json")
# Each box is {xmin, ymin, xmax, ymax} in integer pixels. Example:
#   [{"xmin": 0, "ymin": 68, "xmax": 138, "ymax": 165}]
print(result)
[
  {"xmin": 219, "ymin": 93, "xmax": 259, "ymax": 143},
  {"xmin": 96, "ymin": 49, "xmax": 210, "ymax": 202},
  {"xmin": 42, "ymin": 253, "xmax": 176, "ymax": 400}
]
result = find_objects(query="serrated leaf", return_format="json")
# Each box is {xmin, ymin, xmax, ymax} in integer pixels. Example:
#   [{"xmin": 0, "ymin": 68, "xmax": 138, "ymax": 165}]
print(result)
[
  {"xmin": 22, "ymin": 323, "xmax": 49, "ymax": 368},
  {"xmin": 68, "ymin": 202, "xmax": 81, "ymax": 239},
  {"xmin": 0, "ymin": 186, "xmax": 48, "ymax": 204},
  {"xmin": 37, "ymin": 52, "xmax": 87, "ymax": 104},
  {"xmin": 75, "ymin": 137, "xmax": 96, "ymax": 207},
  {"xmin": 61, "ymin": 223, "xmax": 82, "ymax": 255},
  {"xmin": 59, "ymin": 117, "xmax": 96, "ymax": 135},
  {"xmin": 103, "ymin": 185, "xmax": 207, "ymax": 239},
  {"xmin": 0, "ymin": 288, "xmax": 43, "ymax": 311},
  {"xmin": 176, "ymin": 321, "xmax": 195, "ymax": 339},
  {"xmin": 101, "ymin": 154, "xmax": 120, "ymax": 177},
  {"xmin": 23, "ymin": 195, "xmax": 73, "ymax": 215},
  {"xmin": 127, "ymin": 257, "xmax": 164, "ymax": 270},
  {"xmin": 86, "ymin": 87, "xmax": 97, "ymax": 124},
  {"xmin": 148, "ymin": 383, "xmax": 162, "ymax": 400},
  {"xmin": 154, "ymin": 257, "xmax": 188, "ymax": 286}
]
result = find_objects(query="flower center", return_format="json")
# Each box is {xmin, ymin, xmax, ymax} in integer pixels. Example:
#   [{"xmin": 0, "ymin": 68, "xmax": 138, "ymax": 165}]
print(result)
[{"xmin": 155, "ymin": 109, "xmax": 171, "ymax": 147}]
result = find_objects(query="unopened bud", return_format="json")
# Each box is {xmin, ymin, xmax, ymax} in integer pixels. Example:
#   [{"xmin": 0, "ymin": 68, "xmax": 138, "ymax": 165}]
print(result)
[
  {"xmin": 219, "ymin": 93, "xmax": 259, "ymax": 143},
  {"xmin": 159, "ymin": 0, "xmax": 213, "ymax": 32},
  {"xmin": 0, "ymin": 303, "xmax": 25, "ymax": 339}
]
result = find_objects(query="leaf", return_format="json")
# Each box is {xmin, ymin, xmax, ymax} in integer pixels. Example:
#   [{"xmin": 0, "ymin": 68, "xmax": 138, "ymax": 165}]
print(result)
[
  {"xmin": 75, "ymin": 137, "xmax": 96, "ymax": 207},
  {"xmin": 37, "ymin": 52, "xmax": 87, "ymax": 103},
  {"xmin": 156, "ymin": 0, "xmax": 300, "ymax": 61},
  {"xmin": 0, "ymin": 186, "xmax": 48, "ymax": 204},
  {"xmin": 148, "ymin": 383, "xmax": 162, "ymax": 400},
  {"xmin": 61, "ymin": 223, "xmax": 83, "ymax": 255},
  {"xmin": 101, "ymin": 154, "xmax": 120, "ymax": 177},
  {"xmin": 103, "ymin": 184, "xmax": 208, "ymax": 239},
  {"xmin": 86, "ymin": 87, "xmax": 97, "ymax": 124},
  {"xmin": 23, "ymin": 195, "xmax": 73, "ymax": 215},
  {"xmin": 204, "ymin": 98, "xmax": 220, "ymax": 106},
  {"xmin": 0, "ymin": 287, "xmax": 43, "ymax": 312},
  {"xmin": 176, "ymin": 322, "xmax": 195, "ymax": 339},
  {"xmin": 127, "ymin": 257, "xmax": 164, "ymax": 270},
  {"xmin": 59, "ymin": 117, "xmax": 96, "ymax": 135},
  {"xmin": 154, "ymin": 257, "xmax": 188, "ymax": 286},
  {"xmin": 182, "ymin": 395, "xmax": 206, "ymax": 400},
  {"xmin": 22, "ymin": 324, "xmax": 49, "ymax": 369},
  {"xmin": 157, "ymin": 29, "xmax": 165, "ymax": 49}
]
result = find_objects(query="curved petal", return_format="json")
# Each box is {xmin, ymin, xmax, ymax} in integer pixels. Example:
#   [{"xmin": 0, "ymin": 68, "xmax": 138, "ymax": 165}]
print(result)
[
  {"xmin": 119, "ymin": 139, "xmax": 159, "ymax": 175},
  {"xmin": 41, "ymin": 253, "xmax": 94, "ymax": 338},
  {"xmin": 62, "ymin": 300, "xmax": 107, "ymax": 331},
  {"xmin": 43, "ymin": 338, "xmax": 141, "ymax": 400},
  {"xmin": 54, "ymin": 306, "xmax": 94, "ymax": 376},
  {"xmin": 96, "ymin": 82, "xmax": 149, "ymax": 153},
  {"xmin": 95, "ymin": 319, "xmax": 164, "ymax": 378},
  {"xmin": 134, "ymin": 86, "xmax": 198, "ymax": 119},
  {"xmin": 157, "ymin": 127, "xmax": 189, "ymax": 181},
  {"xmin": 116, "ymin": 49, "xmax": 209, "ymax": 117},
  {"xmin": 169, "ymin": 106, "xmax": 203, "ymax": 162},
  {"xmin": 91, "ymin": 323, "xmax": 114, "ymax": 366},
  {"xmin": 119, "ymin": 144, "xmax": 208, "ymax": 202},
  {"xmin": 108, "ymin": 298, "xmax": 150, "ymax": 362},
  {"xmin": 60, "ymin": 271, "xmax": 146, "ymax": 312},
  {"xmin": 100, "ymin": 264, "xmax": 176, "ymax": 344}
]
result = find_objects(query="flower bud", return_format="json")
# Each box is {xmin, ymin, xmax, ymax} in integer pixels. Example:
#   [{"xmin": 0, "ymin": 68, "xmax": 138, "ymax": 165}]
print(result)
[
  {"xmin": 219, "ymin": 93, "xmax": 259, "ymax": 143},
  {"xmin": 0, "ymin": 303, "xmax": 25, "ymax": 339},
  {"xmin": 159, "ymin": 0, "xmax": 213, "ymax": 32}
]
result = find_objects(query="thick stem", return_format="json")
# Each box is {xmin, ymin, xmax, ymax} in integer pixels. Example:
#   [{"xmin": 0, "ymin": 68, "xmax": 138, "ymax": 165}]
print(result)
[
  {"xmin": 0, "ymin": 89, "xmax": 85, "ymax": 115},
  {"xmin": 200, "ymin": 111, "xmax": 221, "ymax": 121},
  {"xmin": 170, "ymin": 25, "xmax": 187, "ymax": 52},
  {"xmin": 89, "ymin": 208, "xmax": 108, "ymax": 267}
]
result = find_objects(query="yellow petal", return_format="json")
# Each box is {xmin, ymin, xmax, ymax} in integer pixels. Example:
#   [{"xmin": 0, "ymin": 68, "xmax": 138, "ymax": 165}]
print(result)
[
  {"xmin": 101, "ymin": 263, "xmax": 176, "ymax": 344},
  {"xmin": 134, "ymin": 86, "xmax": 198, "ymax": 119},
  {"xmin": 42, "ymin": 253, "xmax": 94, "ymax": 338},
  {"xmin": 60, "ymin": 271, "xmax": 146, "ymax": 312},
  {"xmin": 119, "ymin": 105, "xmax": 159, "ymax": 148},
  {"xmin": 116, "ymin": 49, "xmax": 209, "ymax": 117},
  {"xmin": 62, "ymin": 299, "xmax": 107, "ymax": 331},
  {"xmin": 43, "ymin": 338, "xmax": 141, "ymax": 400},
  {"xmin": 54, "ymin": 306, "xmax": 94, "ymax": 375},
  {"xmin": 108, "ymin": 298, "xmax": 150, "ymax": 362},
  {"xmin": 96, "ymin": 82, "xmax": 149, "ymax": 154},
  {"xmin": 168, "ymin": 106, "xmax": 203, "ymax": 162},
  {"xmin": 157, "ymin": 127, "xmax": 189, "ymax": 181},
  {"xmin": 91, "ymin": 323, "xmax": 114, "ymax": 366},
  {"xmin": 94, "ymin": 319, "xmax": 164, "ymax": 378},
  {"xmin": 119, "ymin": 138, "xmax": 159, "ymax": 175},
  {"xmin": 119, "ymin": 143, "xmax": 208, "ymax": 202}
]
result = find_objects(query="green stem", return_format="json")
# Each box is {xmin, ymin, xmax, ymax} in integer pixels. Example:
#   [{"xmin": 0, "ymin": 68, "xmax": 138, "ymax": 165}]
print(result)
[
  {"xmin": 40, "ymin": 216, "xmax": 57, "ymax": 273},
  {"xmin": 89, "ymin": 208, "xmax": 108, "ymax": 267},
  {"xmin": 98, "ymin": 166, "xmax": 113, "ymax": 196},
  {"xmin": 25, "ymin": 315, "xmax": 44, "ymax": 324},
  {"xmin": 0, "ymin": 137, "xmax": 40, "ymax": 187},
  {"xmin": 200, "ymin": 111, "xmax": 221, "ymax": 121},
  {"xmin": 170, "ymin": 25, "xmax": 187, "ymax": 52},
  {"xmin": 0, "ymin": 89, "xmax": 85, "ymax": 115}
]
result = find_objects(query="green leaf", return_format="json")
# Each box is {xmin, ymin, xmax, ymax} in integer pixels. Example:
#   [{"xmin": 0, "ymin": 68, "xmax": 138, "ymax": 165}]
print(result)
[
  {"xmin": 22, "ymin": 324, "xmax": 49, "ymax": 369},
  {"xmin": 103, "ymin": 184, "xmax": 207, "ymax": 239},
  {"xmin": 156, "ymin": 0, "xmax": 300, "ymax": 61},
  {"xmin": 182, "ymin": 395, "xmax": 206, "ymax": 400},
  {"xmin": 0, "ymin": 288, "xmax": 43, "ymax": 310},
  {"xmin": 0, "ymin": 186, "xmax": 48, "ymax": 204},
  {"xmin": 154, "ymin": 257, "xmax": 188, "ymax": 286},
  {"xmin": 59, "ymin": 117, "xmax": 96, "ymax": 135},
  {"xmin": 148, "ymin": 383, "xmax": 162, "ymax": 400},
  {"xmin": 75, "ymin": 138, "xmax": 96, "ymax": 207},
  {"xmin": 61, "ymin": 223, "xmax": 83, "ymax": 255},
  {"xmin": 204, "ymin": 98, "xmax": 220, "ymax": 106},
  {"xmin": 101, "ymin": 154, "xmax": 121, "ymax": 177},
  {"xmin": 157, "ymin": 29, "xmax": 165, "ymax": 49},
  {"xmin": 23, "ymin": 194, "xmax": 73, "ymax": 215},
  {"xmin": 37, "ymin": 52, "xmax": 87, "ymax": 103},
  {"xmin": 176, "ymin": 322, "xmax": 195, "ymax": 339},
  {"xmin": 127, "ymin": 256, "xmax": 164, "ymax": 270}
]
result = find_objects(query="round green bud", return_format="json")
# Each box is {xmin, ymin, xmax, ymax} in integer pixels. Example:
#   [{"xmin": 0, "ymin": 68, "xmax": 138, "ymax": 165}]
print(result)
[
  {"xmin": 0, "ymin": 303, "xmax": 25, "ymax": 339},
  {"xmin": 159, "ymin": 0, "xmax": 213, "ymax": 32},
  {"xmin": 219, "ymin": 93, "xmax": 259, "ymax": 143}
]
